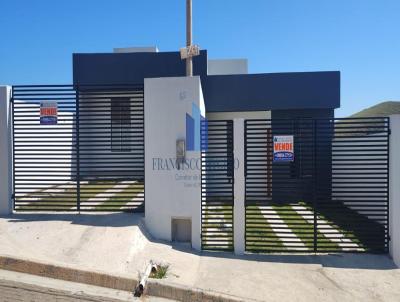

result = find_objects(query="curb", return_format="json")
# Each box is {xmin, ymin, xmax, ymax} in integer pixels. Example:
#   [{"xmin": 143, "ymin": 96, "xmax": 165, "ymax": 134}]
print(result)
[
  {"xmin": 0, "ymin": 255, "xmax": 137, "ymax": 292},
  {"xmin": 0, "ymin": 255, "xmax": 256, "ymax": 302},
  {"xmin": 146, "ymin": 279, "xmax": 251, "ymax": 302}
]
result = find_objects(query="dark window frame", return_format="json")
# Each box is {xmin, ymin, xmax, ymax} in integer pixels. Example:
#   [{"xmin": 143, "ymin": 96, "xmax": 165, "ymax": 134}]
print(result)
[{"xmin": 111, "ymin": 97, "xmax": 131, "ymax": 152}]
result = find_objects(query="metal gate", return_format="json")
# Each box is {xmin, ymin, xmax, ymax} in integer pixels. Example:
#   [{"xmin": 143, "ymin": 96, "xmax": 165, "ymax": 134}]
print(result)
[
  {"xmin": 201, "ymin": 120, "xmax": 234, "ymax": 251},
  {"xmin": 245, "ymin": 117, "xmax": 390, "ymax": 253},
  {"xmin": 12, "ymin": 85, "xmax": 145, "ymax": 212}
]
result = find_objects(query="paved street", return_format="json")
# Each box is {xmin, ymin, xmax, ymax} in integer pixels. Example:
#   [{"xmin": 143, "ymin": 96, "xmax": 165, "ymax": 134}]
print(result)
[{"xmin": 0, "ymin": 269, "xmax": 174, "ymax": 302}]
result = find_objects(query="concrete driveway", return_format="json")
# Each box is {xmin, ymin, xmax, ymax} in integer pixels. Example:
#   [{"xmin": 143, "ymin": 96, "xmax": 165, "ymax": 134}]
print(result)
[{"xmin": 0, "ymin": 213, "xmax": 399, "ymax": 302}]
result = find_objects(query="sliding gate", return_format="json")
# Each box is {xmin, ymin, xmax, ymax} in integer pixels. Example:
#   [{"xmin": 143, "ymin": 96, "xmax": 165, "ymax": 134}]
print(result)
[
  {"xmin": 12, "ymin": 85, "xmax": 145, "ymax": 212},
  {"xmin": 245, "ymin": 118, "xmax": 390, "ymax": 253}
]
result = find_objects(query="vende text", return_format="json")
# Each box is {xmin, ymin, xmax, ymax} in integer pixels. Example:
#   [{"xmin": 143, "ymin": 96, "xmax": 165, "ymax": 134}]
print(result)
[{"xmin": 274, "ymin": 142, "xmax": 293, "ymax": 151}]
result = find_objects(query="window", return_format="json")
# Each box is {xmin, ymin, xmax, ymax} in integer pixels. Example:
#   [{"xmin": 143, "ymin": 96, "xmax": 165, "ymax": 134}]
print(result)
[{"xmin": 111, "ymin": 98, "xmax": 131, "ymax": 152}]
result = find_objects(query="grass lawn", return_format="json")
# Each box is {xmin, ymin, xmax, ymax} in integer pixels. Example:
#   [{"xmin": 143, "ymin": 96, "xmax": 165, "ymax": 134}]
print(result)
[
  {"xmin": 15, "ymin": 180, "xmax": 144, "ymax": 212},
  {"xmin": 272, "ymin": 204, "xmax": 340, "ymax": 252},
  {"xmin": 201, "ymin": 203, "xmax": 234, "ymax": 251},
  {"xmin": 246, "ymin": 205, "xmax": 285, "ymax": 252},
  {"xmin": 15, "ymin": 183, "xmax": 77, "ymax": 211},
  {"xmin": 92, "ymin": 182, "xmax": 144, "ymax": 210},
  {"xmin": 303, "ymin": 201, "xmax": 386, "ymax": 252},
  {"xmin": 204, "ymin": 201, "xmax": 355, "ymax": 253}
]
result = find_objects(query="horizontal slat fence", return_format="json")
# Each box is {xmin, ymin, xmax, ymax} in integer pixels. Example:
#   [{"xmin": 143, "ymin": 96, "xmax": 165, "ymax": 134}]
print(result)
[{"xmin": 12, "ymin": 85, "xmax": 144, "ymax": 212}]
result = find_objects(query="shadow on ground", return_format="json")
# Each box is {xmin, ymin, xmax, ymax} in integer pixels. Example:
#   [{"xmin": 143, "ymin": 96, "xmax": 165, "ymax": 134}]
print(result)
[
  {"xmin": 2, "ymin": 212, "xmax": 143, "ymax": 228},
  {"xmin": 173, "ymin": 243, "xmax": 398, "ymax": 270}
]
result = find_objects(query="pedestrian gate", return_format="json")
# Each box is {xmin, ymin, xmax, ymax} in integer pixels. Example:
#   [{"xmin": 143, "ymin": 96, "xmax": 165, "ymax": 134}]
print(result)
[
  {"xmin": 12, "ymin": 85, "xmax": 145, "ymax": 212},
  {"xmin": 201, "ymin": 120, "xmax": 234, "ymax": 251}
]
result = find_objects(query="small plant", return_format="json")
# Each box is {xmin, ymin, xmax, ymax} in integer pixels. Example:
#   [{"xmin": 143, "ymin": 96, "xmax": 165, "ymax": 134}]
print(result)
[{"xmin": 149, "ymin": 264, "xmax": 169, "ymax": 279}]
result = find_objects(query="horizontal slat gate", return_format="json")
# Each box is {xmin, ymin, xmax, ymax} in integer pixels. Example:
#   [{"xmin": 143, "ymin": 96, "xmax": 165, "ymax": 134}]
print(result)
[
  {"xmin": 245, "ymin": 119, "xmax": 317, "ymax": 252},
  {"xmin": 201, "ymin": 120, "xmax": 234, "ymax": 251},
  {"xmin": 12, "ymin": 85, "xmax": 144, "ymax": 212},
  {"xmin": 245, "ymin": 118, "xmax": 389, "ymax": 253}
]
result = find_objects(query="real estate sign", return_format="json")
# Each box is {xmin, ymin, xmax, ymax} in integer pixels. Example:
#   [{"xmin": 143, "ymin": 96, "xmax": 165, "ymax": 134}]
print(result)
[
  {"xmin": 273, "ymin": 135, "xmax": 294, "ymax": 162},
  {"xmin": 40, "ymin": 101, "xmax": 58, "ymax": 125}
]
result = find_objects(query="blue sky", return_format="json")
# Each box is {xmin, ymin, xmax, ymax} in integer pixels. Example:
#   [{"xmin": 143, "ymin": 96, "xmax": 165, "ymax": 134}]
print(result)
[{"xmin": 0, "ymin": 0, "xmax": 399, "ymax": 117}]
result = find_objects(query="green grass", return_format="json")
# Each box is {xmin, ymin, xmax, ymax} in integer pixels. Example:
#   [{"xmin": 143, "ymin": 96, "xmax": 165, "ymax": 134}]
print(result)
[
  {"xmin": 93, "ymin": 182, "xmax": 144, "ymax": 210},
  {"xmin": 79, "ymin": 181, "xmax": 123, "ymax": 202},
  {"xmin": 272, "ymin": 204, "xmax": 340, "ymax": 252},
  {"xmin": 303, "ymin": 200, "xmax": 386, "ymax": 252},
  {"xmin": 149, "ymin": 264, "xmax": 169, "ymax": 279},
  {"xmin": 298, "ymin": 202, "xmax": 362, "ymax": 246},
  {"xmin": 15, "ymin": 183, "xmax": 77, "ymax": 210},
  {"xmin": 245, "ymin": 205, "xmax": 285, "ymax": 252},
  {"xmin": 201, "ymin": 203, "xmax": 234, "ymax": 250},
  {"xmin": 15, "ymin": 181, "xmax": 144, "ymax": 211}
]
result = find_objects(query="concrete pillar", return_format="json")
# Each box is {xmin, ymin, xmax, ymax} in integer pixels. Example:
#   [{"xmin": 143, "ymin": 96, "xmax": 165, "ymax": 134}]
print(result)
[
  {"xmin": 144, "ymin": 76, "xmax": 204, "ymax": 251},
  {"xmin": 389, "ymin": 114, "xmax": 400, "ymax": 267},
  {"xmin": 233, "ymin": 118, "xmax": 245, "ymax": 255},
  {"xmin": 0, "ymin": 86, "xmax": 12, "ymax": 215}
]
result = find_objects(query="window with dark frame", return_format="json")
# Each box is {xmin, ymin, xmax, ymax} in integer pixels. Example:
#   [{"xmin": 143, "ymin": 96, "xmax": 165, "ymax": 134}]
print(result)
[{"xmin": 111, "ymin": 97, "xmax": 131, "ymax": 152}]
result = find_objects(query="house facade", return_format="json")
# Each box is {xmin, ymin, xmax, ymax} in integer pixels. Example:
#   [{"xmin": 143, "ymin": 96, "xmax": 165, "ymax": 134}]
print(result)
[{"xmin": 72, "ymin": 47, "xmax": 340, "ymax": 248}]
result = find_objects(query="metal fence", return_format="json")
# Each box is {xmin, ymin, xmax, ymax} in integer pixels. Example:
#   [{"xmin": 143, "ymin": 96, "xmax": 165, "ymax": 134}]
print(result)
[
  {"xmin": 244, "ymin": 117, "xmax": 390, "ymax": 253},
  {"xmin": 13, "ymin": 86, "xmax": 390, "ymax": 253},
  {"xmin": 12, "ymin": 85, "xmax": 145, "ymax": 212},
  {"xmin": 201, "ymin": 120, "xmax": 234, "ymax": 251}
]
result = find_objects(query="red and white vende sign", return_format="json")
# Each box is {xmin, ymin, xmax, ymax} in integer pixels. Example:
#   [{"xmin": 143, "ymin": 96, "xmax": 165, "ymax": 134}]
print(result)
[
  {"xmin": 40, "ymin": 101, "xmax": 58, "ymax": 125},
  {"xmin": 273, "ymin": 135, "xmax": 294, "ymax": 162}
]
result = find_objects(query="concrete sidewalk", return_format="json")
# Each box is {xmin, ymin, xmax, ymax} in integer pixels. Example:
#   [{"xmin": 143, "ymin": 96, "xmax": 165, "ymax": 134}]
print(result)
[{"xmin": 0, "ymin": 213, "xmax": 399, "ymax": 302}]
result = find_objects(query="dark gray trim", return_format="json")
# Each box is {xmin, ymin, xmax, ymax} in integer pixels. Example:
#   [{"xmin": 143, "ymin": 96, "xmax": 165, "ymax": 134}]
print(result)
[
  {"xmin": 203, "ymin": 72, "xmax": 340, "ymax": 112},
  {"xmin": 73, "ymin": 51, "xmax": 208, "ymax": 86},
  {"xmin": 73, "ymin": 51, "xmax": 340, "ymax": 112}
]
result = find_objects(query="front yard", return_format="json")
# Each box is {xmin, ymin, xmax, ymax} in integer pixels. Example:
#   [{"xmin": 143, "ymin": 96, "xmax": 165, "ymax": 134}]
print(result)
[
  {"xmin": 202, "ymin": 201, "xmax": 380, "ymax": 253},
  {"xmin": 14, "ymin": 180, "xmax": 144, "ymax": 211}
]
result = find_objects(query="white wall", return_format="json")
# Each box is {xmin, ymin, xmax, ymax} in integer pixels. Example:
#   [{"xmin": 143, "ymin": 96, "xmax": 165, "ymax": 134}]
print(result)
[
  {"xmin": 78, "ymin": 92, "xmax": 144, "ymax": 179},
  {"xmin": 113, "ymin": 46, "xmax": 159, "ymax": 53},
  {"xmin": 12, "ymin": 99, "xmax": 75, "ymax": 200},
  {"xmin": 233, "ymin": 119, "xmax": 245, "ymax": 255},
  {"xmin": 208, "ymin": 59, "xmax": 248, "ymax": 75},
  {"xmin": 144, "ymin": 76, "xmax": 205, "ymax": 250},
  {"xmin": 389, "ymin": 115, "xmax": 400, "ymax": 267},
  {"xmin": 0, "ymin": 86, "xmax": 12, "ymax": 215},
  {"xmin": 331, "ymin": 133, "xmax": 388, "ymax": 222}
]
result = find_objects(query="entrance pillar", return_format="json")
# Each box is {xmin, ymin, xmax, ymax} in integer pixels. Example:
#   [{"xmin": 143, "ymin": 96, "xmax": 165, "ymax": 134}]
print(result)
[
  {"xmin": 0, "ymin": 86, "xmax": 13, "ymax": 215},
  {"xmin": 389, "ymin": 114, "xmax": 400, "ymax": 266},
  {"xmin": 233, "ymin": 118, "xmax": 245, "ymax": 255}
]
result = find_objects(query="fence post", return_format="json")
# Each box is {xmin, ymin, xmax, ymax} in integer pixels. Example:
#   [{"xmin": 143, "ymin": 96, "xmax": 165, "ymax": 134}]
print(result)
[
  {"xmin": 313, "ymin": 119, "xmax": 318, "ymax": 253},
  {"xmin": 233, "ymin": 118, "xmax": 245, "ymax": 255},
  {"xmin": 389, "ymin": 115, "xmax": 400, "ymax": 267},
  {"xmin": 74, "ymin": 87, "xmax": 81, "ymax": 212},
  {"xmin": 0, "ymin": 86, "xmax": 13, "ymax": 215}
]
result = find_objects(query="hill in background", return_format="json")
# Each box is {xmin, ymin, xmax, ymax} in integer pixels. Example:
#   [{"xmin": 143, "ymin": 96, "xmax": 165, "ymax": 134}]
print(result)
[
  {"xmin": 350, "ymin": 101, "xmax": 400, "ymax": 117},
  {"xmin": 335, "ymin": 101, "xmax": 399, "ymax": 136}
]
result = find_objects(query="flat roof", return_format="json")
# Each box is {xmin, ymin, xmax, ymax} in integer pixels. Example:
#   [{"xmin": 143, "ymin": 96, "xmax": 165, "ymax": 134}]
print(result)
[
  {"xmin": 73, "ymin": 50, "xmax": 340, "ymax": 111},
  {"xmin": 203, "ymin": 71, "xmax": 340, "ymax": 111}
]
